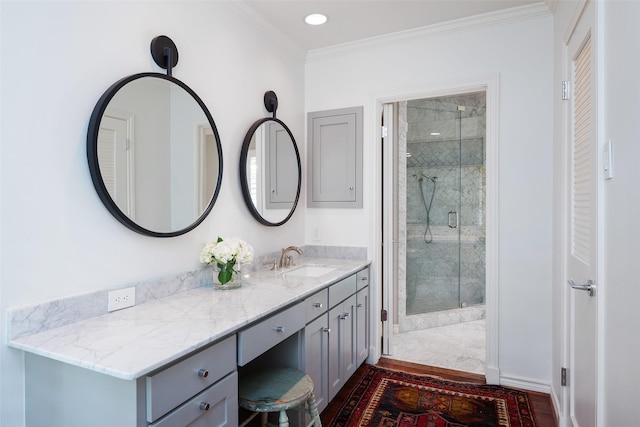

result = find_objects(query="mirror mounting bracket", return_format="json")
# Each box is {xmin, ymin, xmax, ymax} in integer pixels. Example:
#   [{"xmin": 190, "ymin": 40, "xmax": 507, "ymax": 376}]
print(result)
[
  {"xmin": 150, "ymin": 35, "xmax": 179, "ymax": 76},
  {"xmin": 264, "ymin": 90, "xmax": 278, "ymax": 119}
]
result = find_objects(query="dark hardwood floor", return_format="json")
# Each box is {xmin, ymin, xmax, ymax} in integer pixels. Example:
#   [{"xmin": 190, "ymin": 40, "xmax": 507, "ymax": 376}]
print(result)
[{"xmin": 320, "ymin": 358, "xmax": 558, "ymax": 427}]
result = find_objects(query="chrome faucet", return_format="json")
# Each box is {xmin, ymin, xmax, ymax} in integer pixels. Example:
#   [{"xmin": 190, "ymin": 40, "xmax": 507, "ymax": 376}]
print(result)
[{"xmin": 279, "ymin": 246, "xmax": 303, "ymax": 269}]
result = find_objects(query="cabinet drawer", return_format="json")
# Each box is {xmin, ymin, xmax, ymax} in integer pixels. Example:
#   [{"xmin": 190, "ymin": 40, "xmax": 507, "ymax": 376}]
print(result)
[
  {"xmin": 329, "ymin": 274, "xmax": 357, "ymax": 308},
  {"xmin": 356, "ymin": 267, "xmax": 370, "ymax": 291},
  {"xmin": 237, "ymin": 302, "xmax": 305, "ymax": 366},
  {"xmin": 146, "ymin": 335, "xmax": 236, "ymax": 423},
  {"xmin": 150, "ymin": 371, "xmax": 238, "ymax": 427},
  {"xmin": 305, "ymin": 288, "xmax": 328, "ymax": 323}
]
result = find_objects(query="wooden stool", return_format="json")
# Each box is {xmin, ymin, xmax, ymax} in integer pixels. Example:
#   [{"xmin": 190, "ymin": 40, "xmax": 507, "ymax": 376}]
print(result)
[{"xmin": 238, "ymin": 368, "xmax": 322, "ymax": 427}]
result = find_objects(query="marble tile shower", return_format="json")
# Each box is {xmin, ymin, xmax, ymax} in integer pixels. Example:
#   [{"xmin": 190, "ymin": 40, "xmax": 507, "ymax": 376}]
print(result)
[{"xmin": 397, "ymin": 92, "xmax": 486, "ymax": 333}]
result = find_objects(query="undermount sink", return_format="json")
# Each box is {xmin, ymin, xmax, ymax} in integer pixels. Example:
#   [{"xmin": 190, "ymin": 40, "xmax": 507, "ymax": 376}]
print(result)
[{"xmin": 283, "ymin": 266, "xmax": 336, "ymax": 278}]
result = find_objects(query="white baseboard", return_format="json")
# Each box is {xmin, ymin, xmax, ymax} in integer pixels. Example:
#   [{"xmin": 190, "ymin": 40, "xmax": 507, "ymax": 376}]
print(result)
[
  {"xmin": 485, "ymin": 365, "xmax": 500, "ymax": 384},
  {"xmin": 550, "ymin": 384, "xmax": 566, "ymax": 427},
  {"xmin": 499, "ymin": 374, "xmax": 551, "ymax": 394}
]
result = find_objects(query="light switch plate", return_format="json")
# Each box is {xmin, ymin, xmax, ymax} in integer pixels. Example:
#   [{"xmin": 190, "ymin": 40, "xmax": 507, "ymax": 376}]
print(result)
[{"xmin": 604, "ymin": 139, "xmax": 614, "ymax": 179}]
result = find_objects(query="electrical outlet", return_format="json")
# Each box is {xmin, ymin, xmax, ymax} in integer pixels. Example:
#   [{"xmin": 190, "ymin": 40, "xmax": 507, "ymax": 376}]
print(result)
[{"xmin": 108, "ymin": 287, "xmax": 136, "ymax": 312}]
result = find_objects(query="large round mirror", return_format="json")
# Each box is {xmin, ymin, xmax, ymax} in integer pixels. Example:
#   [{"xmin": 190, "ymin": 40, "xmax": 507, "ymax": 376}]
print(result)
[
  {"xmin": 240, "ymin": 117, "xmax": 301, "ymax": 226},
  {"xmin": 87, "ymin": 72, "xmax": 223, "ymax": 237}
]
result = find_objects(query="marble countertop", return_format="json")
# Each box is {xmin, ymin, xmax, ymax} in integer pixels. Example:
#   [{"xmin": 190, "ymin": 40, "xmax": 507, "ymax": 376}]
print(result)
[{"xmin": 8, "ymin": 258, "xmax": 369, "ymax": 381}]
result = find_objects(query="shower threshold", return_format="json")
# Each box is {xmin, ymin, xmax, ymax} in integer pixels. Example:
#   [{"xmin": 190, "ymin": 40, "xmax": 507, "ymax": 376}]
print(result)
[{"xmin": 397, "ymin": 304, "xmax": 485, "ymax": 334}]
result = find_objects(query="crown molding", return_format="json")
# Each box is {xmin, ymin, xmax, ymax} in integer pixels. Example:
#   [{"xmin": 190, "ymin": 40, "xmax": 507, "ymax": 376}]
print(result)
[{"xmin": 307, "ymin": 2, "xmax": 551, "ymax": 62}]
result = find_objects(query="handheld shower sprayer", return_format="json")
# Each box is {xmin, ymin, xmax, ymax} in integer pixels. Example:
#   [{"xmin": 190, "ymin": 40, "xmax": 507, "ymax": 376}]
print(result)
[{"xmin": 413, "ymin": 172, "xmax": 438, "ymax": 243}]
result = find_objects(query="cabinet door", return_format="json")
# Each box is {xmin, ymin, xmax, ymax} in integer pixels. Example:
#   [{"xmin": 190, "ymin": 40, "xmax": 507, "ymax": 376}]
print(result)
[
  {"xmin": 307, "ymin": 106, "xmax": 363, "ymax": 208},
  {"xmin": 304, "ymin": 314, "xmax": 329, "ymax": 414},
  {"xmin": 356, "ymin": 287, "xmax": 369, "ymax": 366},
  {"xmin": 328, "ymin": 304, "xmax": 342, "ymax": 401},
  {"xmin": 328, "ymin": 294, "xmax": 357, "ymax": 401},
  {"xmin": 265, "ymin": 121, "xmax": 298, "ymax": 208},
  {"xmin": 342, "ymin": 294, "xmax": 357, "ymax": 381}
]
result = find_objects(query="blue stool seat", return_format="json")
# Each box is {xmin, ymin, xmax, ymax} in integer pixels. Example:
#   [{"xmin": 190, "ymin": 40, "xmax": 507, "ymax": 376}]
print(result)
[{"xmin": 238, "ymin": 368, "xmax": 322, "ymax": 427}]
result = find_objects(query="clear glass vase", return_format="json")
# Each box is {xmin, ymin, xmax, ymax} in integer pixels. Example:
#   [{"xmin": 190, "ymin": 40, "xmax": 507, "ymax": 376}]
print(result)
[{"xmin": 212, "ymin": 263, "xmax": 241, "ymax": 290}]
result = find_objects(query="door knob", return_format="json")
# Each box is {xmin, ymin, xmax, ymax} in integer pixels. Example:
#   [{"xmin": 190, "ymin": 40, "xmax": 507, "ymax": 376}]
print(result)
[{"xmin": 567, "ymin": 279, "xmax": 596, "ymax": 297}]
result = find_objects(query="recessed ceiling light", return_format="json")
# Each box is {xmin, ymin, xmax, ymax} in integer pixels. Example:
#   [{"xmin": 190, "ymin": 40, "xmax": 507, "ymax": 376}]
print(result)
[
  {"xmin": 305, "ymin": 13, "xmax": 328, "ymax": 26},
  {"xmin": 430, "ymin": 132, "xmax": 441, "ymax": 136}
]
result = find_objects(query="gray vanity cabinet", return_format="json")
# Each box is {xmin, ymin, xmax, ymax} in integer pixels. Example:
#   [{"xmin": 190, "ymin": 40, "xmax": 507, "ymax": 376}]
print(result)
[
  {"xmin": 307, "ymin": 106, "xmax": 363, "ymax": 208},
  {"xmin": 303, "ymin": 267, "xmax": 369, "ymax": 414},
  {"xmin": 24, "ymin": 335, "xmax": 238, "ymax": 427}
]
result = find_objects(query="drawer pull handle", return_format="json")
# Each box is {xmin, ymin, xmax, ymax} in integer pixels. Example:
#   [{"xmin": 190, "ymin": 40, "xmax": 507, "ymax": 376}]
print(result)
[
  {"xmin": 313, "ymin": 302, "xmax": 323, "ymax": 308},
  {"xmin": 322, "ymin": 327, "xmax": 331, "ymax": 333},
  {"xmin": 360, "ymin": 276, "xmax": 368, "ymax": 281},
  {"xmin": 357, "ymin": 303, "xmax": 364, "ymax": 308},
  {"xmin": 198, "ymin": 369, "xmax": 209, "ymax": 378},
  {"xmin": 340, "ymin": 313, "xmax": 350, "ymax": 320},
  {"xmin": 273, "ymin": 326, "xmax": 285, "ymax": 333},
  {"xmin": 199, "ymin": 402, "xmax": 211, "ymax": 411}
]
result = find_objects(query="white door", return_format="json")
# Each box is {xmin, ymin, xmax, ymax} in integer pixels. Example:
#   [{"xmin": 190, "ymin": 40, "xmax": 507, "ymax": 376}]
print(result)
[
  {"xmin": 565, "ymin": 1, "xmax": 598, "ymax": 425},
  {"xmin": 98, "ymin": 113, "xmax": 134, "ymax": 218}
]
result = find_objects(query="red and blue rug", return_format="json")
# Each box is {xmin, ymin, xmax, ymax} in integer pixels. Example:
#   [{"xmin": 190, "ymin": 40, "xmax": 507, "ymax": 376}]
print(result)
[{"xmin": 327, "ymin": 365, "xmax": 538, "ymax": 427}]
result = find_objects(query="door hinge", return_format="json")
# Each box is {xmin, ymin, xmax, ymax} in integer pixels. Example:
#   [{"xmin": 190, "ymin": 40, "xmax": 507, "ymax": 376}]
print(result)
[
  {"xmin": 381, "ymin": 126, "xmax": 388, "ymax": 138},
  {"xmin": 562, "ymin": 81, "xmax": 570, "ymax": 100},
  {"xmin": 380, "ymin": 309, "xmax": 388, "ymax": 322},
  {"xmin": 561, "ymin": 367, "xmax": 567, "ymax": 386}
]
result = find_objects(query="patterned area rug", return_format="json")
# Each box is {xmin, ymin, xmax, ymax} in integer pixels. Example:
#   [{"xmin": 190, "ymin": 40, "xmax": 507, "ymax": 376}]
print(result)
[{"xmin": 328, "ymin": 365, "xmax": 538, "ymax": 427}]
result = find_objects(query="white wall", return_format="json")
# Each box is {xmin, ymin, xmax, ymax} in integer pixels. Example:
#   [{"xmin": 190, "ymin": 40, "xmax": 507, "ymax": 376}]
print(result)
[
  {"xmin": 305, "ymin": 10, "xmax": 554, "ymax": 385},
  {"xmin": 601, "ymin": 1, "xmax": 640, "ymax": 424},
  {"xmin": 0, "ymin": 2, "xmax": 305, "ymax": 425}
]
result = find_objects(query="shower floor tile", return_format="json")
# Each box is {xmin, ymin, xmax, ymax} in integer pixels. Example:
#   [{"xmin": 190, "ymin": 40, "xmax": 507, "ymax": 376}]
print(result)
[{"xmin": 388, "ymin": 319, "xmax": 485, "ymax": 374}]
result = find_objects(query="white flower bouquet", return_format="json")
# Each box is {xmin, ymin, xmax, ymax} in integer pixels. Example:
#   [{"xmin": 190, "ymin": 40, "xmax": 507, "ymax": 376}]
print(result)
[{"xmin": 200, "ymin": 236, "xmax": 254, "ymax": 285}]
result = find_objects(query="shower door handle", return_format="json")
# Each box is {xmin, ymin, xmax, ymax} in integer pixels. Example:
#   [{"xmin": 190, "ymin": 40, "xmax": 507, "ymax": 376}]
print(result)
[{"xmin": 448, "ymin": 211, "xmax": 458, "ymax": 229}]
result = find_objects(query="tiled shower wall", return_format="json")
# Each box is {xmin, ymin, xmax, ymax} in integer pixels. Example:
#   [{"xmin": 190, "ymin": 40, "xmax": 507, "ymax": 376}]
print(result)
[{"xmin": 402, "ymin": 92, "xmax": 486, "ymax": 324}]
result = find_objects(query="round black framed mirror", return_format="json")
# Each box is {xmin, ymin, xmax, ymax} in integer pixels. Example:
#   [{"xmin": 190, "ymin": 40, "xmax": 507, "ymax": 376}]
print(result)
[
  {"xmin": 239, "ymin": 92, "xmax": 301, "ymax": 226},
  {"xmin": 87, "ymin": 72, "xmax": 223, "ymax": 237}
]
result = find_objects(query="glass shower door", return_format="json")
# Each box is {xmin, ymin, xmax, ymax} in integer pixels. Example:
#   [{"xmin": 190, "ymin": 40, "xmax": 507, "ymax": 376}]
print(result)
[{"xmin": 405, "ymin": 100, "xmax": 463, "ymax": 315}]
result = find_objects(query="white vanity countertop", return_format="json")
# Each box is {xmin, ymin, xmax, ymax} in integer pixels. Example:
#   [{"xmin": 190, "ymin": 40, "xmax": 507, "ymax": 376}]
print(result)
[{"xmin": 8, "ymin": 258, "xmax": 369, "ymax": 381}]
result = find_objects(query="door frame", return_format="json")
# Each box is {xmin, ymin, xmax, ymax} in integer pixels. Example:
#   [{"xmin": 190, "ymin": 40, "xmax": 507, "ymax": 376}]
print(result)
[{"xmin": 370, "ymin": 74, "xmax": 500, "ymax": 383}]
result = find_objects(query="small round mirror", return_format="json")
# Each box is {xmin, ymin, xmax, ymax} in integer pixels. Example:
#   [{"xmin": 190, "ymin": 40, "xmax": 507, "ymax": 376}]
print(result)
[
  {"xmin": 87, "ymin": 72, "xmax": 223, "ymax": 237},
  {"xmin": 239, "ymin": 118, "xmax": 301, "ymax": 226}
]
